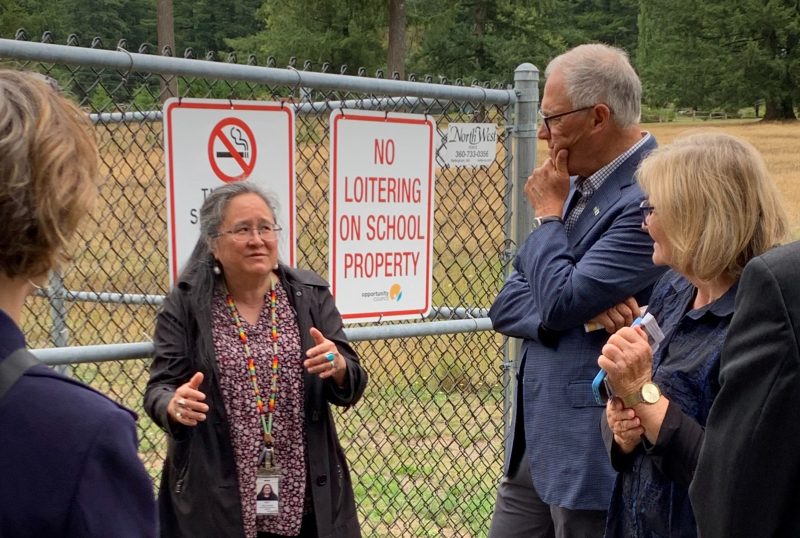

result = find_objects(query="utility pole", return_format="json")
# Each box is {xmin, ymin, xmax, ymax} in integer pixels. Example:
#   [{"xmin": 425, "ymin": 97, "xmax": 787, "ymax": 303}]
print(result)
[
  {"xmin": 157, "ymin": 0, "xmax": 178, "ymax": 100},
  {"xmin": 388, "ymin": 0, "xmax": 406, "ymax": 79}
]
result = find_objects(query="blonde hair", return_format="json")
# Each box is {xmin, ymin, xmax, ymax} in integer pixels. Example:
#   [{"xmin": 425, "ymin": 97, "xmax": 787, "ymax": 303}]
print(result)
[
  {"xmin": 0, "ymin": 70, "xmax": 99, "ymax": 278},
  {"xmin": 637, "ymin": 132, "xmax": 788, "ymax": 280}
]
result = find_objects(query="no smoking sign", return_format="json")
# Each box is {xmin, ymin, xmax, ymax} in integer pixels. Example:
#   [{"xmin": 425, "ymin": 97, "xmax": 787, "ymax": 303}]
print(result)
[
  {"xmin": 163, "ymin": 98, "xmax": 296, "ymax": 284},
  {"xmin": 208, "ymin": 117, "xmax": 258, "ymax": 182}
]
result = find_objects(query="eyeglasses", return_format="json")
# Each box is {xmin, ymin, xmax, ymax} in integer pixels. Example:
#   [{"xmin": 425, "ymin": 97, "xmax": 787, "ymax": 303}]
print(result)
[
  {"xmin": 215, "ymin": 223, "xmax": 282, "ymax": 242},
  {"xmin": 537, "ymin": 105, "xmax": 595, "ymax": 133},
  {"xmin": 639, "ymin": 200, "xmax": 655, "ymax": 223}
]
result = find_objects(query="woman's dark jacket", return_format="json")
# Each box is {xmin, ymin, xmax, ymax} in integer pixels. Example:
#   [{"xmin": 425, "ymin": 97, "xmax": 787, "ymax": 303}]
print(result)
[{"xmin": 144, "ymin": 265, "xmax": 367, "ymax": 538}]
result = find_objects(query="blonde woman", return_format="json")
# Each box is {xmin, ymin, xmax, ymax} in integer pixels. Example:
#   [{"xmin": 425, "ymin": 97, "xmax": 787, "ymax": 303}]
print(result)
[
  {"xmin": 0, "ymin": 70, "xmax": 156, "ymax": 537},
  {"xmin": 597, "ymin": 132, "xmax": 787, "ymax": 537}
]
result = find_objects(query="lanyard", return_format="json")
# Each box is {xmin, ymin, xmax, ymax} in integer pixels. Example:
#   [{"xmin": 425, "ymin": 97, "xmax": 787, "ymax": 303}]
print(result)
[{"xmin": 225, "ymin": 279, "xmax": 279, "ymax": 448}]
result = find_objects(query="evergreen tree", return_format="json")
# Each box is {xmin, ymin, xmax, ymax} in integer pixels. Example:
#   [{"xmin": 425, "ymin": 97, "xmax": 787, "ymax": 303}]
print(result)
[{"xmin": 638, "ymin": 0, "xmax": 798, "ymax": 119}]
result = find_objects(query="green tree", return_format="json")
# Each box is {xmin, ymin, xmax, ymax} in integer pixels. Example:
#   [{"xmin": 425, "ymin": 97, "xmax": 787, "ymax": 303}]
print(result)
[
  {"xmin": 638, "ymin": 0, "xmax": 798, "ymax": 119},
  {"xmin": 556, "ymin": 0, "xmax": 639, "ymax": 52},
  {"xmin": 227, "ymin": 0, "xmax": 386, "ymax": 70},
  {"xmin": 406, "ymin": 0, "xmax": 564, "ymax": 82},
  {"xmin": 0, "ymin": 0, "xmax": 154, "ymax": 48},
  {"xmin": 1, "ymin": 0, "xmax": 70, "ymax": 40},
  {"xmin": 173, "ymin": 0, "xmax": 264, "ymax": 56}
]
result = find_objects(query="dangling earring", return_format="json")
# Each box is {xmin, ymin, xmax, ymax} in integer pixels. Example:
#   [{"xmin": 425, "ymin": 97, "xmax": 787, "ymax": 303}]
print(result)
[{"xmin": 213, "ymin": 262, "xmax": 222, "ymax": 275}]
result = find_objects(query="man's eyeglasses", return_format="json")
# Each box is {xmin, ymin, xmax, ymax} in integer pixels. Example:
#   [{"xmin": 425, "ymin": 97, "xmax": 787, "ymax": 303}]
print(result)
[
  {"xmin": 537, "ymin": 105, "xmax": 595, "ymax": 133},
  {"xmin": 639, "ymin": 200, "xmax": 655, "ymax": 223},
  {"xmin": 215, "ymin": 223, "xmax": 282, "ymax": 242}
]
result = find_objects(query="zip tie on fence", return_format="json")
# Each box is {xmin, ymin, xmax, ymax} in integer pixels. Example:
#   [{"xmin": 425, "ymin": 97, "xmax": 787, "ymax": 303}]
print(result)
[
  {"xmin": 116, "ymin": 46, "xmax": 134, "ymax": 84},
  {"xmin": 471, "ymin": 83, "xmax": 488, "ymax": 104},
  {"xmin": 228, "ymin": 97, "xmax": 234, "ymax": 109},
  {"xmin": 287, "ymin": 65, "xmax": 303, "ymax": 98}
]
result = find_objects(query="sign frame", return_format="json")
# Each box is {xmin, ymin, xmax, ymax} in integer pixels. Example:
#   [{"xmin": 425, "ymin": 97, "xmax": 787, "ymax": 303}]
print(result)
[
  {"xmin": 163, "ymin": 98, "xmax": 296, "ymax": 284},
  {"xmin": 329, "ymin": 109, "xmax": 436, "ymax": 322}
]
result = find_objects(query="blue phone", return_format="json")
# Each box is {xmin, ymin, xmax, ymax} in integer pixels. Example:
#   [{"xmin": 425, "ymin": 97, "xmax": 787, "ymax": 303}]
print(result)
[
  {"xmin": 591, "ymin": 314, "xmax": 664, "ymax": 405},
  {"xmin": 591, "ymin": 316, "xmax": 643, "ymax": 404},
  {"xmin": 592, "ymin": 368, "xmax": 613, "ymax": 405}
]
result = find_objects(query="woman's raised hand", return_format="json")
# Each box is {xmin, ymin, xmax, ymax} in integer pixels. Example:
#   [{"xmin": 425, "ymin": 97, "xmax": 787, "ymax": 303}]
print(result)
[{"xmin": 168, "ymin": 372, "xmax": 209, "ymax": 426}]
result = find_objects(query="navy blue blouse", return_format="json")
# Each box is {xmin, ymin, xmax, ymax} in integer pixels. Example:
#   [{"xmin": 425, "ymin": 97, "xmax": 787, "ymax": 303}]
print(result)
[{"xmin": 604, "ymin": 270, "xmax": 737, "ymax": 538}]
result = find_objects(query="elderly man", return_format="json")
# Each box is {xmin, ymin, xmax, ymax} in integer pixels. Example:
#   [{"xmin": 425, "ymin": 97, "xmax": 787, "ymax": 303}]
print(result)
[{"xmin": 488, "ymin": 44, "xmax": 665, "ymax": 537}]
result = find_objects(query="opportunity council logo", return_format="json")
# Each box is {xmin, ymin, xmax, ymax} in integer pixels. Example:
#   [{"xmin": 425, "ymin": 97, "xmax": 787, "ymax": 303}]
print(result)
[
  {"xmin": 362, "ymin": 283, "xmax": 404, "ymax": 303},
  {"xmin": 389, "ymin": 283, "xmax": 403, "ymax": 301}
]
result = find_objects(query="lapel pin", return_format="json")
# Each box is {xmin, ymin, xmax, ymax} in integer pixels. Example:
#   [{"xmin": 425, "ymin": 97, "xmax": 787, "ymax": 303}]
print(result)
[{"xmin": 593, "ymin": 206, "xmax": 600, "ymax": 216}]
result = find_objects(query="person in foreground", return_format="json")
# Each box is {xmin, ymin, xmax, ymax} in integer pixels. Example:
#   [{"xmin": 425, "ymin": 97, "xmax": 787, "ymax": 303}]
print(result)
[
  {"xmin": 488, "ymin": 43, "xmax": 665, "ymax": 537},
  {"xmin": 145, "ymin": 181, "xmax": 367, "ymax": 538},
  {"xmin": 0, "ymin": 70, "xmax": 157, "ymax": 537},
  {"xmin": 689, "ymin": 239, "xmax": 800, "ymax": 537},
  {"xmin": 598, "ymin": 132, "xmax": 787, "ymax": 537}
]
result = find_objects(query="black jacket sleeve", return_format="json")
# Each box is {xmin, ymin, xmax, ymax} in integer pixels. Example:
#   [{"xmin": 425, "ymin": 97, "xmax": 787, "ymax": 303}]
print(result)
[
  {"xmin": 144, "ymin": 289, "xmax": 196, "ymax": 439},
  {"xmin": 643, "ymin": 401, "xmax": 703, "ymax": 489},
  {"xmin": 690, "ymin": 248, "xmax": 800, "ymax": 538},
  {"xmin": 311, "ymin": 283, "xmax": 367, "ymax": 408}
]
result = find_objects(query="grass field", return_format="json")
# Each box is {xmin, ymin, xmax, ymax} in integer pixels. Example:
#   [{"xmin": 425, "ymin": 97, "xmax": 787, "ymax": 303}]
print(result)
[
  {"xmin": 611, "ymin": 119, "xmax": 800, "ymax": 239},
  {"xmin": 22, "ymin": 116, "xmax": 800, "ymax": 538}
]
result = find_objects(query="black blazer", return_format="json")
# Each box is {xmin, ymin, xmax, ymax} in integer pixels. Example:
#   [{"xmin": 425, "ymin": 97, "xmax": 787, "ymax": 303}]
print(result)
[
  {"xmin": 145, "ymin": 264, "xmax": 367, "ymax": 537},
  {"xmin": 690, "ymin": 241, "xmax": 800, "ymax": 537}
]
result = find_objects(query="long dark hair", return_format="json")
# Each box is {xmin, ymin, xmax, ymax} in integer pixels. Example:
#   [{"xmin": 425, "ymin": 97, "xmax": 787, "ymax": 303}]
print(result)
[{"xmin": 178, "ymin": 180, "xmax": 280, "ymax": 311}]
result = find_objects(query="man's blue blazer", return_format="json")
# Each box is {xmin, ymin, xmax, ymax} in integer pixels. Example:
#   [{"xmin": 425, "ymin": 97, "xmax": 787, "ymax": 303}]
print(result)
[{"xmin": 489, "ymin": 136, "xmax": 666, "ymax": 511}]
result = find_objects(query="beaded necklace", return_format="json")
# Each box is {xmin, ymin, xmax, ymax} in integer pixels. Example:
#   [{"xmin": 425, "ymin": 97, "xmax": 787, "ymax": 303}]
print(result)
[{"xmin": 225, "ymin": 279, "xmax": 279, "ymax": 448}]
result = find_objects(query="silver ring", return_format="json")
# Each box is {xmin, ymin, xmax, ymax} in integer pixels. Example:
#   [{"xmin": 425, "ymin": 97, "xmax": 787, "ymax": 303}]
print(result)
[
  {"xmin": 177, "ymin": 398, "xmax": 186, "ymax": 407},
  {"xmin": 176, "ymin": 411, "xmax": 182, "ymax": 419},
  {"xmin": 330, "ymin": 361, "xmax": 336, "ymax": 371}
]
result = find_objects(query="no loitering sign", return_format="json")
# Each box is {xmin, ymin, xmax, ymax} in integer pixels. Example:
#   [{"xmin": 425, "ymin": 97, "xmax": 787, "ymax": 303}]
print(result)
[
  {"xmin": 163, "ymin": 98, "xmax": 296, "ymax": 285},
  {"xmin": 329, "ymin": 109, "xmax": 436, "ymax": 322}
]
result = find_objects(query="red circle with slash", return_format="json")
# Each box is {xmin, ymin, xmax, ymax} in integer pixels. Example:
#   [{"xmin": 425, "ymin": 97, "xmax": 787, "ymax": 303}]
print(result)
[{"xmin": 208, "ymin": 117, "xmax": 258, "ymax": 182}]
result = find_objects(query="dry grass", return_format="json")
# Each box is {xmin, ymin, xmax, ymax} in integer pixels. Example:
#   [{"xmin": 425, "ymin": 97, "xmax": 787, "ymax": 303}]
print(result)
[{"xmin": 536, "ymin": 119, "xmax": 800, "ymax": 240}]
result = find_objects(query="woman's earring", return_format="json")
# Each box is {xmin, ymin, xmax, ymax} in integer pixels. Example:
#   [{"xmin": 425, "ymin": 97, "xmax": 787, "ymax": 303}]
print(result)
[{"xmin": 213, "ymin": 262, "xmax": 222, "ymax": 275}]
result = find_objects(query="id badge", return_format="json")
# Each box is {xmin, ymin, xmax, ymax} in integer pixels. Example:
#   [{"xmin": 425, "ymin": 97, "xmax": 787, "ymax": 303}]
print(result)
[{"xmin": 255, "ymin": 448, "xmax": 282, "ymax": 516}]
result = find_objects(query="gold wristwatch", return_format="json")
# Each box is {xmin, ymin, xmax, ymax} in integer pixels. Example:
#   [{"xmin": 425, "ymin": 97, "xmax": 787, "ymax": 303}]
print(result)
[{"xmin": 621, "ymin": 381, "xmax": 661, "ymax": 407}]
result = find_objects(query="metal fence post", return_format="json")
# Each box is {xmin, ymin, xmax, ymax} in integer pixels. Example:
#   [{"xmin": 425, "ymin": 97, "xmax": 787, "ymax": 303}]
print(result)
[
  {"xmin": 502, "ymin": 63, "xmax": 539, "ymax": 459},
  {"xmin": 48, "ymin": 270, "xmax": 70, "ymax": 375}
]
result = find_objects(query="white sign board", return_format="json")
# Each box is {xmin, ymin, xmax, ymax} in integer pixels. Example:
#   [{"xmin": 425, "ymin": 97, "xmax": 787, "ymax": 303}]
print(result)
[
  {"xmin": 163, "ymin": 98, "xmax": 296, "ymax": 284},
  {"xmin": 444, "ymin": 123, "xmax": 498, "ymax": 167},
  {"xmin": 329, "ymin": 109, "xmax": 436, "ymax": 322}
]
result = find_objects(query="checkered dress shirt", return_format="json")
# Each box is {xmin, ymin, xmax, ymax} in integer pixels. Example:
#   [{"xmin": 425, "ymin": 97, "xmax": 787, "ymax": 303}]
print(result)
[{"xmin": 564, "ymin": 132, "xmax": 652, "ymax": 233}]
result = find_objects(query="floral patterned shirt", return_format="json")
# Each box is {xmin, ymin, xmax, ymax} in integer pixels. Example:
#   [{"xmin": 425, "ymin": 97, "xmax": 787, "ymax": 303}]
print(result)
[{"xmin": 212, "ymin": 281, "xmax": 307, "ymax": 537}]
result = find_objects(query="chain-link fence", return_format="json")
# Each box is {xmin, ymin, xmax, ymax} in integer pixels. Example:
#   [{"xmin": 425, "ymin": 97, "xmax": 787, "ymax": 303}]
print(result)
[{"xmin": 1, "ymin": 31, "xmax": 538, "ymax": 537}]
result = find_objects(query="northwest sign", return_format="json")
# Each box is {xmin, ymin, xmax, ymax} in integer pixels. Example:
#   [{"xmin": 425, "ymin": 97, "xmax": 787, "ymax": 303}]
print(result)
[
  {"xmin": 329, "ymin": 109, "xmax": 436, "ymax": 322},
  {"xmin": 163, "ymin": 98, "xmax": 296, "ymax": 284},
  {"xmin": 444, "ymin": 122, "xmax": 498, "ymax": 167}
]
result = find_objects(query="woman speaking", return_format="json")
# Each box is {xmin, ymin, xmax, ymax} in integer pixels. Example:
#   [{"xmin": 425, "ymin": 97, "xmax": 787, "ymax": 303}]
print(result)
[{"xmin": 145, "ymin": 181, "xmax": 367, "ymax": 538}]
